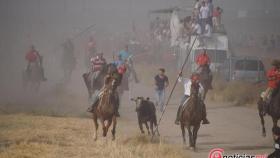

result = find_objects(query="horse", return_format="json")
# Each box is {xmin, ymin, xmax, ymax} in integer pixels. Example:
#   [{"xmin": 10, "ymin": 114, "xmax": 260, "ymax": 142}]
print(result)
[
  {"xmin": 83, "ymin": 64, "xmax": 116, "ymax": 99},
  {"xmin": 198, "ymin": 65, "xmax": 212, "ymax": 101},
  {"xmin": 131, "ymin": 97, "xmax": 160, "ymax": 136},
  {"xmin": 91, "ymin": 77, "xmax": 119, "ymax": 141},
  {"xmin": 180, "ymin": 81, "xmax": 204, "ymax": 151},
  {"xmin": 22, "ymin": 62, "xmax": 42, "ymax": 92},
  {"xmin": 258, "ymin": 84, "xmax": 280, "ymax": 137}
]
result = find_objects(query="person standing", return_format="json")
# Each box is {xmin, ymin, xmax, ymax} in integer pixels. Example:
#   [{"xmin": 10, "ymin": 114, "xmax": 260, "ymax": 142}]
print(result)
[{"xmin": 154, "ymin": 68, "xmax": 169, "ymax": 112}]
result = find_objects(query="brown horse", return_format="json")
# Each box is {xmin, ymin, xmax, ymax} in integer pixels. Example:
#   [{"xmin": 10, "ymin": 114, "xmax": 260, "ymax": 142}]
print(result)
[
  {"xmin": 258, "ymin": 84, "xmax": 280, "ymax": 137},
  {"xmin": 180, "ymin": 81, "xmax": 203, "ymax": 151},
  {"xmin": 91, "ymin": 78, "xmax": 119, "ymax": 141}
]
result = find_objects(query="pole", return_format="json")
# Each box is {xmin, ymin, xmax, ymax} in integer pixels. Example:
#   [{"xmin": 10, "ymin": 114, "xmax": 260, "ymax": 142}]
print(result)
[{"xmin": 151, "ymin": 36, "xmax": 197, "ymax": 140}]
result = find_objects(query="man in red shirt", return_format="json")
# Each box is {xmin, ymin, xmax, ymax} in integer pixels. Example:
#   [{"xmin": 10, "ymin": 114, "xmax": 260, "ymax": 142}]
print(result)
[
  {"xmin": 25, "ymin": 45, "xmax": 46, "ymax": 81},
  {"xmin": 262, "ymin": 60, "xmax": 280, "ymax": 102},
  {"xmin": 196, "ymin": 49, "xmax": 213, "ymax": 89},
  {"xmin": 196, "ymin": 49, "xmax": 211, "ymax": 67}
]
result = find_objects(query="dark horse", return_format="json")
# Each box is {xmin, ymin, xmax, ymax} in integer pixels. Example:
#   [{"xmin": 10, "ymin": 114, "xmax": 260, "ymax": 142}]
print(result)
[
  {"xmin": 258, "ymin": 84, "xmax": 280, "ymax": 137},
  {"xmin": 180, "ymin": 81, "xmax": 203, "ymax": 151},
  {"xmin": 22, "ymin": 62, "xmax": 43, "ymax": 92},
  {"xmin": 91, "ymin": 77, "xmax": 119, "ymax": 141},
  {"xmin": 198, "ymin": 65, "xmax": 212, "ymax": 101},
  {"xmin": 83, "ymin": 64, "xmax": 117, "ymax": 99}
]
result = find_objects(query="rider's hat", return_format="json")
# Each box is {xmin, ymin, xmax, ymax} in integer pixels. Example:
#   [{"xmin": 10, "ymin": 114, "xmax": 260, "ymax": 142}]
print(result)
[
  {"xmin": 272, "ymin": 126, "xmax": 280, "ymax": 136},
  {"xmin": 272, "ymin": 60, "xmax": 280, "ymax": 67}
]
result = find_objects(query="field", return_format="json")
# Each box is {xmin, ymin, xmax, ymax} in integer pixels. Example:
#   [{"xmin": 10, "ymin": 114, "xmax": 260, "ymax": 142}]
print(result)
[{"xmin": 0, "ymin": 114, "xmax": 188, "ymax": 158}]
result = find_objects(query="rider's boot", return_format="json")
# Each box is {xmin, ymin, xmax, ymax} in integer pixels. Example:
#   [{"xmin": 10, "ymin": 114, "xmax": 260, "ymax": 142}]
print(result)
[
  {"xmin": 87, "ymin": 96, "xmax": 99, "ymax": 113},
  {"xmin": 202, "ymin": 102, "xmax": 210, "ymax": 125},
  {"xmin": 175, "ymin": 106, "xmax": 182, "ymax": 125}
]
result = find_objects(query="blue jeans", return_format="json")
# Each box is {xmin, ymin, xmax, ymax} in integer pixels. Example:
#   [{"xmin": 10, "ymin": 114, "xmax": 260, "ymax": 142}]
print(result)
[{"xmin": 155, "ymin": 89, "xmax": 165, "ymax": 112}]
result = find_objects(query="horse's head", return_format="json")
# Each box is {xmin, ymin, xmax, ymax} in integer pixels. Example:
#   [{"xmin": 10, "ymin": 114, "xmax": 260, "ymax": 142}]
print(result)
[{"xmin": 190, "ymin": 81, "xmax": 200, "ymax": 98}]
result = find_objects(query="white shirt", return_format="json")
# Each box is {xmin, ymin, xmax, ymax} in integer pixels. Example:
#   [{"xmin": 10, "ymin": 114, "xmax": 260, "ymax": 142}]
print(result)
[
  {"xmin": 204, "ymin": 24, "xmax": 212, "ymax": 37},
  {"xmin": 178, "ymin": 77, "xmax": 204, "ymax": 96},
  {"xmin": 192, "ymin": 23, "xmax": 202, "ymax": 35},
  {"xmin": 200, "ymin": 6, "xmax": 209, "ymax": 19}
]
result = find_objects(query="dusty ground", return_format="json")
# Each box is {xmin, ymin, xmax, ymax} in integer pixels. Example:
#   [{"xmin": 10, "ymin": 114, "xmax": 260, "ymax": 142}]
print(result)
[
  {"xmin": 124, "ymin": 83, "xmax": 275, "ymax": 158},
  {"xmin": 0, "ymin": 70, "xmax": 276, "ymax": 158}
]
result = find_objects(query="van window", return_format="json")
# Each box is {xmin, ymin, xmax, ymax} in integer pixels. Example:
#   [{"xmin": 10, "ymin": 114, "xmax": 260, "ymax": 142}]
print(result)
[
  {"xmin": 234, "ymin": 60, "xmax": 264, "ymax": 71},
  {"xmin": 195, "ymin": 50, "xmax": 227, "ymax": 63}
]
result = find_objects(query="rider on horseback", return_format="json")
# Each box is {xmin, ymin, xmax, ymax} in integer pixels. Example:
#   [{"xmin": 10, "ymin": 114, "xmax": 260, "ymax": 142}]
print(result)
[
  {"xmin": 25, "ymin": 45, "xmax": 47, "ymax": 81},
  {"xmin": 196, "ymin": 49, "xmax": 213, "ymax": 89},
  {"xmin": 175, "ymin": 72, "xmax": 210, "ymax": 125},
  {"xmin": 261, "ymin": 60, "xmax": 280, "ymax": 114},
  {"xmin": 87, "ymin": 63, "xmax": 123, "ymax": 117},
  {"xmin": 88, "ymin": 52, "xmax": 107, "ymax": 88}
]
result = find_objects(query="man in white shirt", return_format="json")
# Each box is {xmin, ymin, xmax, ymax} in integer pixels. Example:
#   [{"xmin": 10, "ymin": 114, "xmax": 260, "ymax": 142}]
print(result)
[
  {"xmin": 199, "ymin": 1, "xmax": 209, "ymax": 33},
  {"xmin": 175, "ymin": 73, "xmax": 210, "ymax": 125}
]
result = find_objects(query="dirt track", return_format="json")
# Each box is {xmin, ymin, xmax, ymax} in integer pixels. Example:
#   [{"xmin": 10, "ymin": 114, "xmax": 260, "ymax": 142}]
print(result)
[{"xmin": 120, "ymin": 83, "xmax": 275, "ymax": 158}]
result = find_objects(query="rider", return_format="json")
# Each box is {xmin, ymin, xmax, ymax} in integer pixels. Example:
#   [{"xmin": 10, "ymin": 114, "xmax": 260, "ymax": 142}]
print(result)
[
  {"xmin": 195, "ymin": 49, "xmax": 213, "ymax": 89},
  {"xmin": 87, "ymin": 70, "xmax": 121, "ymax": 117},
  {"xmin": 88, "ymin": 52, "xmax": 107, "ymax": 86},
  {"xmin": 118, "ymin": 45, "xmax": 139, "ymax": 83},
  {"xmin": 174, "ymin": 72, "xmax": 210, "ymax": 125},
  {"xmin": 118, "ymin": 45, "xmax": 131, "ymax": 61},
  {"xmin": 261, "ymin": 60, "xmax": 280, "ymax": 105},
  {"xmin": 25, "ymin": 45, "xmax": 47, "ymax": 81}
]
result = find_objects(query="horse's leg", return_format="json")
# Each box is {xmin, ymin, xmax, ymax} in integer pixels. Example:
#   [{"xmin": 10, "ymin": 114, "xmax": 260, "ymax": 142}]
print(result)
[
  {"xmin": 105, "ymin": 119, "xmax": 113, "ymax": 138},
  {"xmin": 150, "ymin": 120, "xmax": 154, "ymax": 136},
  {"xmin": 111, "ymin": 116, "xmax": 117, "ymax": 141},
  {"xmin": 259, "ymin": 110, "xmax": 266, "ymax": 137},
  {"xmin": 180, "ymin": 123, "xmax": 186, "ymax": 145},
  {"xmin": 272, "ymin": 117, "xmax": 278, "ymax": 128},
  {"xmin": 192, "ymin": 125, "xmax": 200, "ymax": 151},
  {"xmin": 101, "ymin": 119, "xmax": 107, "ymax": 137},
  {"xmin": 138, "ymin": 120, "xmax": 144, "ymax": 134},
  {"xmin": 93, "ymin": 113, "xmax": 98, "ymax": 141},
  {"xmin": 145, "ymin": 122, "xmax": 150, "ymax": 135},
  {"xmin": 187, "ymin": 126, "xmax": 194, "ymax": 149}
]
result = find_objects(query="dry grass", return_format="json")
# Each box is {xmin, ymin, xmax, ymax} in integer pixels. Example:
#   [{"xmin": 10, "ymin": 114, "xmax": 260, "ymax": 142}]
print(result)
[
  {"xmin": 0, "ymin": 114, "xmax": 188, "ymax": 158},
  {"xmin": 208, "ymin": 76, "xmax": 265, "ymax": 106}
]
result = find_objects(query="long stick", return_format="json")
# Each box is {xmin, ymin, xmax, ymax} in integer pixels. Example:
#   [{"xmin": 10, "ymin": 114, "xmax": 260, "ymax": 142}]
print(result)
[{"xmin": 151, "ymin": 36, "xmax": 197, "ymax": 140}]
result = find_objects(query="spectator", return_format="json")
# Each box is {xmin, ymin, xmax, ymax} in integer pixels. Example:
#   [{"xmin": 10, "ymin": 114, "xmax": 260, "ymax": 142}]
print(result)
[
  {"xmin": 191, "ymin": 20, "xmax": 203, "ymax": 46},
  {"xmin": 212, "ymin": 7, "xmax": 222, "ymax": 32},
  {"xmin": 194, "ymin": 0, "xmax": 201, "ymax": 9},
  {"xmin": 154, "ymin": 68, "xmax": 169, "ymax": 112},
  {"xmin": 199, "ymin": 1, "xmax": 210, "ymax": 33},
  {"xmin": 206, "ymin": 0, "xmax": 214, "ymax": 26}
]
